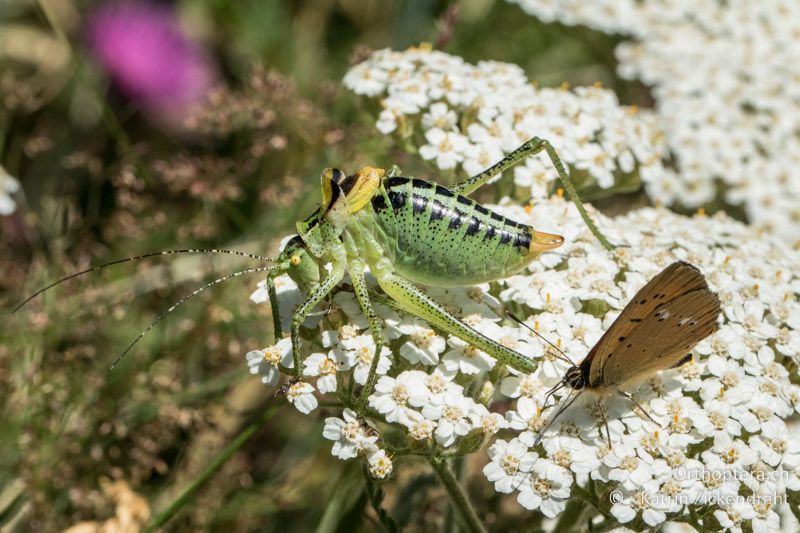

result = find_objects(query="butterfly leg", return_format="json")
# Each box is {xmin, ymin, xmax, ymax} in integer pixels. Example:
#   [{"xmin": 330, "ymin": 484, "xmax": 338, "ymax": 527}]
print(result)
[
  {"xmin": 533, "ymin": 389, "xmax": 584, "ymax": 447},
  {"xmin": 617, "ymin": 389, "xmax": 662, "ymax": 428},
  {"xmin": 596, "ymin": 402, "xmax": 612, "ymax": 448}
]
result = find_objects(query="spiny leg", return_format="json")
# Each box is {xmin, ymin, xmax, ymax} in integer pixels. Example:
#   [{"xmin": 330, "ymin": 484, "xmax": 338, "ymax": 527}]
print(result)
[
  {"xmin": 617, "ymin": 389, "xmax": 662, "ymax": 428},
  {"xmin": 290, "ymin": 255, "xmax": 345, "ymax": 378},
  {"xmin": 267, "ymin": 274, "xmax": 282, "ymax": 339},
  {"xmin": 347, "ymin": 258, "xmax": 385, "ymax": 417},
  {"xmin": 451, "ymin": 136, "xmax": 614, "ymax": 250},
  {"xmin": 374, "ymin": 272, "xmax": 536, "ymax": 374}
]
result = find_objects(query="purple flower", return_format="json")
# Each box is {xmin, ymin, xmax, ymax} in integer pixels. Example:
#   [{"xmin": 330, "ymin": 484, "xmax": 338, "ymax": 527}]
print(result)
[{"xmin": 86, "ymin": 1, "xmax": 215, "ymax": 119}]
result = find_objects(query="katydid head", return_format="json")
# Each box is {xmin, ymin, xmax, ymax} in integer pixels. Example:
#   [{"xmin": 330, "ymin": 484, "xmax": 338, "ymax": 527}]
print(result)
[{"xmin": 296, "ymin": 166, "xmax": 385, "ymax": 257}]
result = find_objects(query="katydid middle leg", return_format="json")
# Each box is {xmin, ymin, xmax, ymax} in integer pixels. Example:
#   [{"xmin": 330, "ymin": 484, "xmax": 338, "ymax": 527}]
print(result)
[
  {"xmin": 451, "ymin": 136, "xmax": 614, "ymax": 250},
  {"xmin": 346, "ymin": 257, "xmax": 386, "ymax": 416}
]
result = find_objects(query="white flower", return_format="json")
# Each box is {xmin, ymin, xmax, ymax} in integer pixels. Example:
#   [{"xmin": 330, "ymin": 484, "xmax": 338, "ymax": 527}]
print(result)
[
  {"xmin": 483, "ymin": 438, "xmax": 536, "ymax": 493},
  {"xmin": 336, "ymin": 334, "xmax": 392, "ymax": 385},
  {"xmin": 368, "ymin": 372, "xmax": 429, "ymax": 424},
  {"xmin": 367, "ymin": 449, "xmax": 393, "ymax": 479},
  {"xmin": 516, "ymin": 458, "xmax": 573, "ymax": 517},
  {"xmin": 398, "ymin": 321, "xmax": 447, "ymax": 365},
  {"xmin": 418, "ymin": 128, "xmax": 468, "ymax": 170},
  {"xmin": 421, "ymin": 391, "xmax": 475, "ymax": 447},
  {"xmin": 246, "ymin": 338, "xmax": 294, "ymax": 386},
  {"xmin": 322, "ymin": 408, "xmax": 378, "ymax": 459},
  {"xmin": 609, "ymin": 483, "xmax": 668, "ymax": 527},
  {"xmin": 302, "ymin": 352, "xmax": 338, "ymax": 394},
  {"xmin": 287, "ymin": 381, "xmax": 318, "ymax": 414},
  {"xmin": 441, "ymin": 336, "xmax": 496, "ymax": 375}
]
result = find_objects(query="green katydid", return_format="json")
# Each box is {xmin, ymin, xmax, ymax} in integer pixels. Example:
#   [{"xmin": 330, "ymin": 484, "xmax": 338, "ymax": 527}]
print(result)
[{"xmin": 16, "ymin": 136, "xmax": 613, "ymax": 415}]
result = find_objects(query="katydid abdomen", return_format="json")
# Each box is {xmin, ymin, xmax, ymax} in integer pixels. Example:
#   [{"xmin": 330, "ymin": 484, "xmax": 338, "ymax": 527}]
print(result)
[{"xmin": 366, "ymin": 176, "xmax": 563, "ymax": 287}]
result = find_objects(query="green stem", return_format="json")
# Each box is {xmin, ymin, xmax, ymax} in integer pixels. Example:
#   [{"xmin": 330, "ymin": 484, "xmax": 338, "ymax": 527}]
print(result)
[
  {"xmin": 145, "ymin": 406, "xmax": 279, "ymax": 531},
  {"xmin": 429, "ymin": 458, "xmax": 486, "ymax": 533}
]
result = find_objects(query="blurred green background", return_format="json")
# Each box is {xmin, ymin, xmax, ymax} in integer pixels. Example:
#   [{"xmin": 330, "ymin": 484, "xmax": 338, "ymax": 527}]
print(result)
[{"xmin": 1, "ymin": 0, "xmax": 641, "ymax": 530}]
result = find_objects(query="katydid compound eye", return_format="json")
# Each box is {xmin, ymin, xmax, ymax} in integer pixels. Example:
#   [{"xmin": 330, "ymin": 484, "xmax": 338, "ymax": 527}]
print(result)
[{"xmin": 291, "ymin": 255, "xmax": 301, "ymax": 266}]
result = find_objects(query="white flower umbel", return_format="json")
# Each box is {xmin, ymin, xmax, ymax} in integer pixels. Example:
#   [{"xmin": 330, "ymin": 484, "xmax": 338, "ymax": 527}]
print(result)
[
  {"xmin": 249, "ymin": 152, "xmax": 800, "ymax": 529},
  {"xmin": 344, "ymin": 47, "xmax": 672, "ymax": 202},
  {"xmin": 509, "ymin": 0, "xmax": 800, "ymax": 243}
]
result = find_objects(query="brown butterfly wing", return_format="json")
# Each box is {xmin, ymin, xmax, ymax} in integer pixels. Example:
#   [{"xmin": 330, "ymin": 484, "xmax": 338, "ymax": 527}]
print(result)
[
  {"xmin": 598, "ymin": 287, "xmax": 721, "ymax": 388},
  {"xmin": 585, "ymin": 261, "xmax": 714, "ymax": 387}
]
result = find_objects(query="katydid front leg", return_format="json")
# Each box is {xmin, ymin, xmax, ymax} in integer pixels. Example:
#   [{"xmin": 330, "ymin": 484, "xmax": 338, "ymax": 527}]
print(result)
[
  {"xmin": 373, "ymin": 266, "xmax": 536, "ymax": 374},
  {"xmin": 452, "ymin": 136, "xmax": 614, "ymax": 251},
  {"xmin": 290, "ymin": 246, "xmax": 346, "ymax": 377}
]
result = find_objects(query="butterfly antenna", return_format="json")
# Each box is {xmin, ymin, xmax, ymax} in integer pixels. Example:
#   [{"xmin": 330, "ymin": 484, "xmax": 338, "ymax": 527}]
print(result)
[
  {"xmin": 506, "ymin": 311, "xmax": 576, "ymax": 366},
  {"xmin": 14, "ymin": 249, "xmax": 278, "ymax": 313},
  {"xmin": 109, "ymin": 265, "xmax": 277, "ymax": 370},
  {"xmin": 533, "ymin": 389, "xmax": 584, "ymax": 447}
]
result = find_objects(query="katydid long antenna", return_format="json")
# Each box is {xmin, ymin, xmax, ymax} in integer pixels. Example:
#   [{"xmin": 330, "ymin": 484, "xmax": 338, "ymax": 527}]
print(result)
[
  {"xmin": 506, "ymin": 311, "xmax": 576, "ymax": 366},
  {"xmin": 14, "ymin": 248, "xmax": 278, "ymax": 313},
  {"xmin": 109, "ymin": 265, "xmax": 280, "ymax": 369}
]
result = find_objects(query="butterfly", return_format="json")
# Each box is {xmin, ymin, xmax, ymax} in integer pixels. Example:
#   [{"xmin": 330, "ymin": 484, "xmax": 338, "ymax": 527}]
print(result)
[{"xmin": 510, "ymin": 260, "xmax": 722, "ymax": 445}]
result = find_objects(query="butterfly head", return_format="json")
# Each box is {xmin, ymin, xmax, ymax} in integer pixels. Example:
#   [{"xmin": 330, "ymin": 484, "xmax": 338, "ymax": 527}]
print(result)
[{"xmin": 564, "ymin": 365, "xmax": 587, "ymax": 390}]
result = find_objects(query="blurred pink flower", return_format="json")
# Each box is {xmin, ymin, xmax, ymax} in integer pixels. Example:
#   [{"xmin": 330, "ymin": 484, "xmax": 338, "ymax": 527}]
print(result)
[{"xmin": 86, "ymin": 1, "xmax": 215, "ymax": 119}]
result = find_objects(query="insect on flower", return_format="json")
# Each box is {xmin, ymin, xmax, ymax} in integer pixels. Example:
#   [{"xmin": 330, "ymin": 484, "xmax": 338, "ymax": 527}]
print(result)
[
  {"xmin": 511, "ymin": 261, "xmax": 722, "ymax": 445},
  {"xmin": 16, "ymin": 136, "xmax": 613, "ymax": 415}
]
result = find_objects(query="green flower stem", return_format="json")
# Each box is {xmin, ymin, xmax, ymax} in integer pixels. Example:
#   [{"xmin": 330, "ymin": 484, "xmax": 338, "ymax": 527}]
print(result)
[
  {"xmin": 145, "ymin": 406, "xmax": 278, "ymax": 531},
  {"xmin": 429, "ymin": 458, "xmax": 487, "ymax": 533}
]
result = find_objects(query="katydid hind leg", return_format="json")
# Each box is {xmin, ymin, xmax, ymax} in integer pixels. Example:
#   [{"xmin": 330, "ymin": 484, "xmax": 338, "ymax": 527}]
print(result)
[
  {"xmin": 451, "ymin": 136, "xmax": 614, "ymax": 250},
  {"xmin": 374, "ymin": 272, "xmax": 536, "ymax": 374}
]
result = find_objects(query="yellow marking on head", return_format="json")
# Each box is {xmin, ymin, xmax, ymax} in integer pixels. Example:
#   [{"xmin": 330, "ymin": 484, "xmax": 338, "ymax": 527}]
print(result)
[
  {"xmin": 345, "ymin": 166, "xmax": 384, "ymax": 214},
  {"xmin": 556, "ymin": 188, "xmax": 564, "ymax": 198},
  {"xmin": 291, "ymin": 254, "xmax": 301, "ymax": 266},
  {"xmin": 320, "ymin": 168, "xmax": 336, "ymax": 208}
]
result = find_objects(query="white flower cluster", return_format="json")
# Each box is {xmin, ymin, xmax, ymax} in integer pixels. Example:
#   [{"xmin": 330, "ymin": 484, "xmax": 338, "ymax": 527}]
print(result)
[
  {"xmin": 343, "ymin": 47, "xmax": 672, "ymax": 199},
  {"xmin": 249, "ymin": 193, "xmax": 800, "ymax": 529},
  {"xmin": 509, "ymin": 0, "xmax": 800, "ymax": 243}
]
